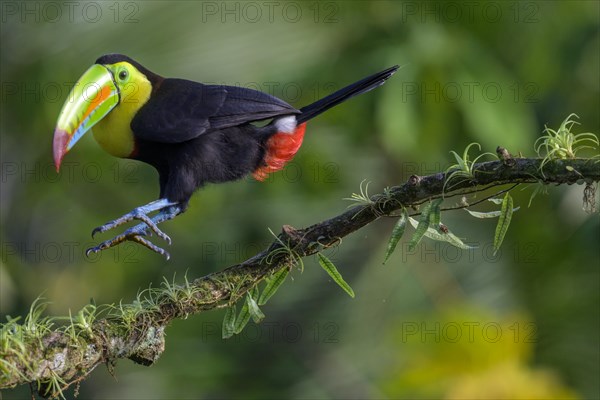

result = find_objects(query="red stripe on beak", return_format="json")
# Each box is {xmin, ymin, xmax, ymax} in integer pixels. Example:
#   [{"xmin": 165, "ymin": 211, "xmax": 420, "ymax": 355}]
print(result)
[{"xmin": 53, "ymin": 129, "xmax": 70, "ymax": 172}]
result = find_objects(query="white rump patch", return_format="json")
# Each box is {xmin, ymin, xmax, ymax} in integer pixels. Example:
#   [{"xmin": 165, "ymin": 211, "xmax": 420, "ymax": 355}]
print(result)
[{"xmin": 274, "ymin": 116, "xmax": 297, "ymax": 134}]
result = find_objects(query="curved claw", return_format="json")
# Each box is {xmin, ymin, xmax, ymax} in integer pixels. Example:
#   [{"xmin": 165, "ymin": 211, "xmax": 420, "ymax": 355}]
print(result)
[
  {"xmin": 131, "ymin": 236, "xmax": 171, "ymax": 260},
  {"xmin": 91, "ymin": 218, "xmax": 128, "ymax": 238},
  {"xmin": 91, "ymin": 226, "xmax": 102, "ymax": 239},
  {"xmin": 92, "ymin": 213, "xmax": 171, "ymax": 244},
  {"xmin": 86, "ymin": 240, "xmax": 115, "ymax": 257},
  {"xmin": 86, "ymin": 231, "xmax": 170, "ymax": 260},
  {"xmin": 135, "ymin": 214, "xmax": 171, "ymax": 244},
  {"xmin": 86, "ymin": 200, "xmax": 181, "ymax": 258}
]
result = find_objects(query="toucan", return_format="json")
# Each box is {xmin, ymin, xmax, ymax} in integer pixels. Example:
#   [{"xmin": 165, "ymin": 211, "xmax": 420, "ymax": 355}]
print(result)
[{"xmin": 53, "ymin": 54, "xmax": 398, "ymax": 259}]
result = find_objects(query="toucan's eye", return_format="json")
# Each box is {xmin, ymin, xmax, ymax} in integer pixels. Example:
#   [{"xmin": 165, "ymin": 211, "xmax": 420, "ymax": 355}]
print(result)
[{"xmin": 118, "ymin": 69, "xmax": 129, "ymax": 81}]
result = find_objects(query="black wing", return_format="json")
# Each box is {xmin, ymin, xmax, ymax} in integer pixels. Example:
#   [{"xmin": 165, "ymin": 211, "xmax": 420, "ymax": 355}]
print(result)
[{"xmin": 131, "ymin": 79, "xmax": 299, "ymax": 143}]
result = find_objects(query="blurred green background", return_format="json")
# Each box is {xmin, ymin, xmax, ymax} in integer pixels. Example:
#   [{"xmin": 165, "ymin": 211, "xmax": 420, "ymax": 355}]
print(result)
[{"xmin": 1, "ymin": 1, "xmax": 599, "ymax": 398}]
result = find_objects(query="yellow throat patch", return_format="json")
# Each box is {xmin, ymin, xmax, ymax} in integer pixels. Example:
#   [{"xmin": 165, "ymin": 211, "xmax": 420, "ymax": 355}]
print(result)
[{"xmin": 92, "ymin": 62, "xmax": 152, "ymax": 158}]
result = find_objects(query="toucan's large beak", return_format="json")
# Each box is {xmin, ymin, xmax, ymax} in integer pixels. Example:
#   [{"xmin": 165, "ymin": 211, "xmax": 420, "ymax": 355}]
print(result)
[{"xmin": 53, "ymin": 64, "xmax": 119, "ymax": 172}]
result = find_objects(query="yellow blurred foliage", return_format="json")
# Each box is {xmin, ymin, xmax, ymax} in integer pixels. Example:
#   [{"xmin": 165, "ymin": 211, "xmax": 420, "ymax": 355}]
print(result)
[{"xmin": 380, "ymin": 306, "xmax": 577, "ymax": 399}]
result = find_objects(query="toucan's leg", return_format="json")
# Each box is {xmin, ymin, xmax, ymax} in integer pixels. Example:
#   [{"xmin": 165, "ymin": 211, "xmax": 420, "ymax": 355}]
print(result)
[
  {"xmin": 91, "ymin": 198, "xmax": 177, "ymax": 240},
  {"xmin": 86, "ymin": 205, "xmax": 183, "ymax": 259}
]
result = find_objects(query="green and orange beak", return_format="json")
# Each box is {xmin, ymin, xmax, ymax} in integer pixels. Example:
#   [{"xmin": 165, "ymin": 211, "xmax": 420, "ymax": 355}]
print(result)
[{"xmin": 53, "ymin": 64, "xmax": 120, "ymax": 171}]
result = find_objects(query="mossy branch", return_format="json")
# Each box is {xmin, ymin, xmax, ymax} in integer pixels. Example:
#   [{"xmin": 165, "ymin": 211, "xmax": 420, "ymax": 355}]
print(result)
[{"xmin": 2, "ymin": 156, "xmax": 599, "ymax": 397}]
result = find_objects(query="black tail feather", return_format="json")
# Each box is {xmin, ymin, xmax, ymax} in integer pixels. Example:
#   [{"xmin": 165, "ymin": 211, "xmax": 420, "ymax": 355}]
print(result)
[{"xmin": 297, "ymin": 65, "xmax": 399, "ymax": 124}]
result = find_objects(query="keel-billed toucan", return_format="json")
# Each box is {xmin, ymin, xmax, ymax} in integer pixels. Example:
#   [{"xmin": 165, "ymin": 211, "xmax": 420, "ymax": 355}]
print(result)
[{"xmin": 53, "ymin": 54, "xmax": 398, "ymax": 259}]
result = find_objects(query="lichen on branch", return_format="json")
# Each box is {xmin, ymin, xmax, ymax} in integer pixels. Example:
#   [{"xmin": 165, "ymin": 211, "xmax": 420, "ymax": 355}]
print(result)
[{"xmin": 1, "ymin": 156, "xmax": 599, "ymax": 398}]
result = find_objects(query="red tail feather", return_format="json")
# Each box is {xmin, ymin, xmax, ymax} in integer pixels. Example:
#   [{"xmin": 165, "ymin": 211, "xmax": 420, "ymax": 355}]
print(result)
[{"xmin": 253, "ymin": 123, "xmax": 307, "ymax": 181}]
